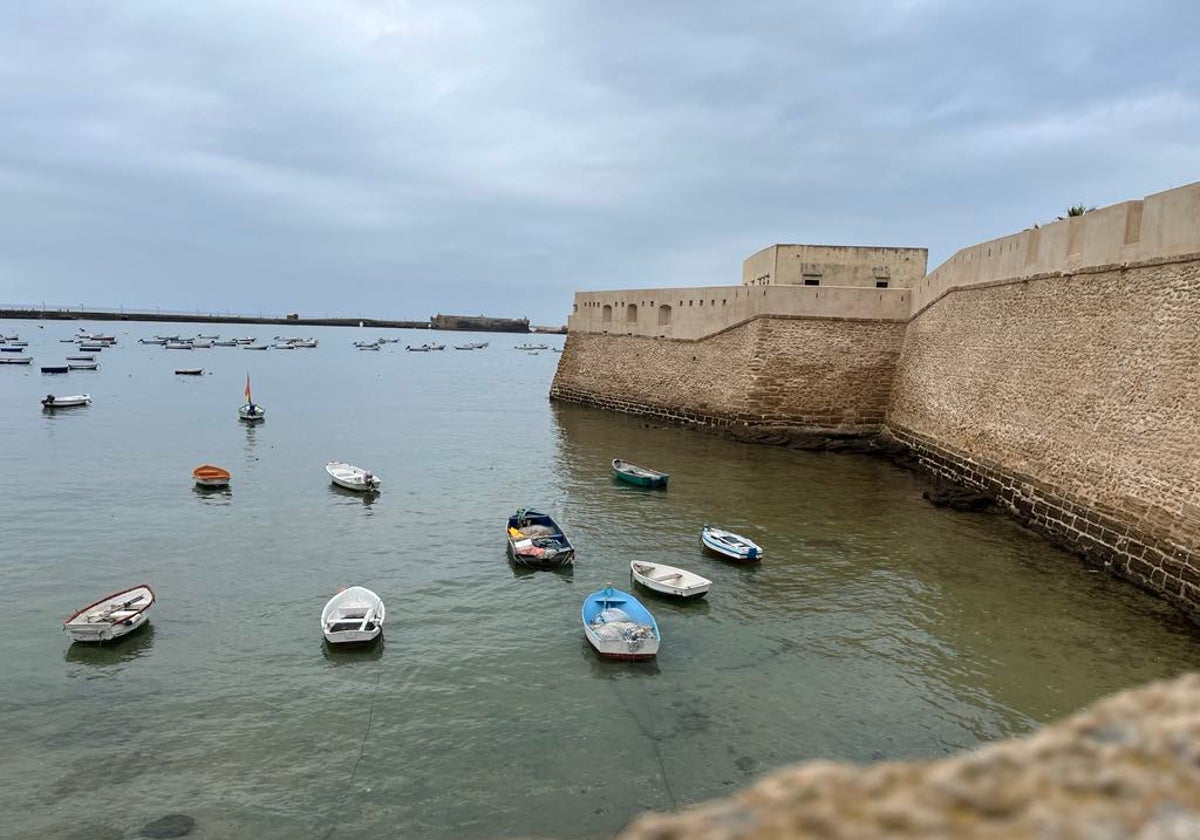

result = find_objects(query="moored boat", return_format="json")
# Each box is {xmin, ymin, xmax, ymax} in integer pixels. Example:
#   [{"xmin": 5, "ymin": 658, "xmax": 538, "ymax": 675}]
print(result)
[
  {"xmin": 63, "ymin": 584, "xmax": 154, "ymax": 643},
  {"xmin": 630, "ymin": 561, "xmax": 711, "ymax": 599},
  {"xmin": 139, "ymin": 338, "xmax": 167, "ymax": 345},
  {"xmin": 581, "ymin": 586, "xmax": 660, "ymax": 660},
  {"xmin": 700, "ymin": 524, "xmax": 763, "ymax": 562},
  {"xmin": 242, "ymin": 344, "xmax": 270, "ymax": 350},
  {"xmin": 239, "ymin": 374, "xmax": 265, "ymax": 422},
  {"xmin": 0, "ymin": 356, "xmax": 32, "ymax": 364},
  {"xmin": 321, "ymin": 586, "xmax": 385, "ymax": 645},
  {"xmin": 326, "ymin": 461, "xmax": 382, "ymax": 492},
  {"xmin": 42, "ymin": 393, "xmax": 91, "ymax": 408},
  {"xmin": 41, "ymin": 365, "xmax": 69, "ymax": 374},
  {"xmin": 193, "ymin": 464, "xmax": 231, "ymax": 487},
  {"xmin": 175, "ymin": 368, "xmax": 204, "ymax": 375},
  {"xmin": 405, "ymin": 344, "xmax": 430, "ymax": 352},
  {"xmin": 65, "ymin": 355, "xmax": 95, "ymax": 361},
  {"xmin": 612, "ymin": 458, "xmax": 669, "ymax": 489},
  {"xmin": 505, "ymin": 509, "xmax": 574, "ymax": 567},
  {"xmin": 67, "ymin": 361, "xmax": 99, "ymax": 370},
  {"xmin": 165, "ymin": 341, "xmax": 193, "ymax": 350}
]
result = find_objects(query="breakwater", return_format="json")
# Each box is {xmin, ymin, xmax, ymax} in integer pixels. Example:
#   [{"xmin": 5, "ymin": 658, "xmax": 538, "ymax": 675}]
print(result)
[
  {"xmin": 0, "ymin": 307, "xmax": 534, "ymax": 332},
  {"xmin": 551, "ymin": 181, "xmax": 1200, "ymax": 618}
]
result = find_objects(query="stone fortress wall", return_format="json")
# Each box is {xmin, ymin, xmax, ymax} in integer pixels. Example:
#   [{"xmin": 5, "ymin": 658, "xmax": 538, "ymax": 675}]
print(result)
[
  {"xmin": 742, "ymin": 243, "xmax": 927, "ymax": 288},
  {"xmin": 551, "ymin": 181, "xmax": 1200, "ymax": 615}
]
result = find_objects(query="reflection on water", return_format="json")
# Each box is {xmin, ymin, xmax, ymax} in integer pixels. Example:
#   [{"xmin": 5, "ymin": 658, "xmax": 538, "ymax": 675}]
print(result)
[
  {"xmin": 327, "ymin": 483, "xmax": 379, "ymax": 508},
  {"xmin": 64, "ymin": 623, "xmax": 156, "ymax": 668},
  {"xmin": 321, "ymin": 637, "xmax": 386, "ymax": 663},
  {"xmin": 192, "ymin": 484, "xmax": 232, "ymax": 504},
  {"xmin": 510, "ymin": 561, "xmax": 575, "ymax": 582}
]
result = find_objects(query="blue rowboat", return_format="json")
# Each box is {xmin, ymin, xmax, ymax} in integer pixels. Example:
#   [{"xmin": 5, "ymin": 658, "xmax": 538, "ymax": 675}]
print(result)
[
  {"xmin": 581, "ymin": 586, "xmax": 660, "ymax": 660},
  {"xmin": 611, "ymin": 458, "xmax": 669, "ymax": 488},
  {"xmin": 701, "ymin": 524, "xmax": 763, "ymax": 562},
  {"xmin": 506, "ymin": 509, "xmax": 574, "ymax": 568}
]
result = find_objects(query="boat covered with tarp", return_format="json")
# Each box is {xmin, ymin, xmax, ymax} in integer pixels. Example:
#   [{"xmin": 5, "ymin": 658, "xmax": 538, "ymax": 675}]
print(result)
[
  {"xmin": 506, "ymin": 509, "xmax": 574, "ymax": 568},
  {"xmin": 581, "ymin": 586, "xmax": 660, "ymax": 660}
]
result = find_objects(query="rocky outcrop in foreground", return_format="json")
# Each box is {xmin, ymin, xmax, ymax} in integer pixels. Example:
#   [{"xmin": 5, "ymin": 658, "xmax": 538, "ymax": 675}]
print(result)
[{"xmin": 617, "ymin": 674, "xmax": 1200, "ymax": 840}]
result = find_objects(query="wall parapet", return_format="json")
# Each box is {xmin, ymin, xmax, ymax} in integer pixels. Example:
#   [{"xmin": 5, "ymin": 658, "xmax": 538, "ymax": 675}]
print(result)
[{"xmin": 568, "ymin": 284, "xmax": 910, "ymax": 341}]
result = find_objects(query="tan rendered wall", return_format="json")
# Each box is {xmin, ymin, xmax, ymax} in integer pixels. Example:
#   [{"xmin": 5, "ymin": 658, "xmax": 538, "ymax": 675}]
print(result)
[
  {"xmin": 889, "ymin": 255, "xmax": 1200, "ymax": 612},
  {"xmin": 551, "ymin": 316, "xmax": 906, "ymax": 431},
  {"xmin": 741, "ymin": 244, "xmax": 927, "ymax": 288},
  {"xmin": 568, "ymin": 284, "xmax": 909, "ymax": 341},
  {"xmin": 911, "ymin": 181, "xmax": 1200, "ymax": 315}
]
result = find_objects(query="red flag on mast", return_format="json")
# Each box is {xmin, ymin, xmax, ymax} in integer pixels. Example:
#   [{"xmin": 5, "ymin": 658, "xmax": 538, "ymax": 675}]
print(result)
[{"xmin": 244, "ymin": 373, "xmax": 252, "ymax": 403}]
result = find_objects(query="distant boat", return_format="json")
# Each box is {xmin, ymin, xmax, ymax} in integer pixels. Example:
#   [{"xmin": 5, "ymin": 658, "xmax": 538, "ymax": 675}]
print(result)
[
  {"xmin": 612, "ymin": 458, "xmax": 669, "ymax": 489},
  {"xmin": 5, "ymin": 341, "xmax": 28, "ymax": 348},
  {"xmin": 40, "ymin": 365, "xmax": 69, "ymax": 374},
  {"xmin": 1, "ymin": 346, "xmax": 26, "ymax": 353},
  {"xmin": 64, "ymin": 584, "xmax": 155, "ymax": 643},
  {"xmin": 67, "ymin": 361, "xmax": 99, "ymax": 370},
  {"xmin": 700, "ymin": 524, "xmax": 763, "ymax": 562},
  {"xmin": 581, "ymin": 587, "xmax": 660, "ymax": 660},
  {"xmin": 326, "ymin": 461, "xmax": 381, "ymax": 492},
  {"xmin": 322, "ymin": 586, "xmax": 385, "ymax": 645},
  {"xmin": 59, "ymin": 338, "xmax": 77, "ymax": 343},
  {"xmin": 292, "ymin": 339, "xmax": 318, "ymax": 348},
  {"xmin": 78, "ymin": 344, "xmax": 105, "ymax": 352},
  {"xmin": 191, "ymin": 340, "xmax": 213, "ymax": 349},
  {"xmin": 154, "ymin": 335, "xmax": 181, "ymax": 341},
  {"xmin": 42, "ymin": 393, "xmax": 91, "ymax": 408},
  {"xmin": 165, "ymin": 341, "xmax": 193, "ymax": 350},
  {"xmin": 212, "ymin": 340, "xmax": 238, "ymax": 347},
  {"xmin": 514, "ymin": 343, "xmax": 549, "ymax": 351},
  {"xmin": 65, "ymin": 355, "xmax": 95, "ymax": 361},
  {"xmin": 196, "ymin": 334, "xmax": 219, "ymax": 340},
  {"xmin": 271, "ymin": 343, "xmax": 295, "ymax": 350},
  {"xmin": 239, "ymin": 374, "xmax": 265, "ymax": 422},
  {"xmin": 175, "ymin": 368, "xmax": 204, "ymax": 376},
  {"xmin": 242, "ymin": 344, "xmax": 270, "ymax": 350},
  {"xmin": 0, "ymin": 356, "xmax": 32, "ymax": 364},
  {"xmin": 427, "ymin": 343, "xmax": 445, "ymax": 351},
  {"xmin": 405, "ymin": 345, "xmax": 430, "ymax": 352},
  {"xmin": 356, "ymin": 344, "xmax": 380, "ymax": 351},
  {"xmin": 193, "ymin": 464, "xmax": 231, "ymax": 487},
  {"xmin": 630, "ymin": 561, "xmax": 711, "ymax": 599},
  {"xmin": 235, "ymin": 337, "xmax": 256, "ymax": 344},
  {"xmin": 506, "ymin": 509, "xmax": 574, "ymax": 567}
]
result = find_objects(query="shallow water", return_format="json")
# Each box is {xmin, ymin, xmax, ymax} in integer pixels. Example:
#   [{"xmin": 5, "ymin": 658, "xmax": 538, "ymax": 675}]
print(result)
[{"xmin": 1, "ymin": 320, "xmax": 1197, "ymax": 840}]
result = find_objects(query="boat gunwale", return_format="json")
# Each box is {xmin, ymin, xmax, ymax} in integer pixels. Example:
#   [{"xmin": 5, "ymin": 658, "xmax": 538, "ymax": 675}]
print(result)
[{"xmin": 64, "ymin": 583, "xmax": 155, "ymax": 627}]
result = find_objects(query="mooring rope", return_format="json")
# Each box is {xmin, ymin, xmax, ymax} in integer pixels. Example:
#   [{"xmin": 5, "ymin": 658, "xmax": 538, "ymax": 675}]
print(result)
[{"xmin": 321, "ymin": 666, "xmax": 384, "ymax": 840}]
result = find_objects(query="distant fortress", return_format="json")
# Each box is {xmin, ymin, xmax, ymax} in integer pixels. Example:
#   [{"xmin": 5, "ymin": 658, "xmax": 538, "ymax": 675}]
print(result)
[{"xmin": 552, "ymin": 181, "xmax": 1200, "ymax": 618}]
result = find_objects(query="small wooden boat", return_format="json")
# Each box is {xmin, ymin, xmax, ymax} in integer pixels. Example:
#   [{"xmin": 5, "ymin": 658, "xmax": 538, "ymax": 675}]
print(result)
[
  {"xmin": 405, "ymin": 345, "xmax": 430, "ymax": 352},
  {"xmin": 67, "ymin": 361, "xmax": 99, "ymax": 370},
  {"xmin": 65, "ymin": 355, "xmax": 95, "ymax": 361},
  {"xmin": 581, "ymin": 587, "xmax": 660, "ymax": 660},
  {"xmin": 212, "ymin": 340, "xmax": 238, "ymax": 347},
  {"xmin": 506, "ymin": 509, "xmax": 574, "ymax": 567},
  {"xmin": 193, "ymin": 464, "xmax": 231, "ymax": 487},
  {"xmin": 242, "ymin": 344, "xmax": 270, "ymax": 350},
  {"xmin": 238, "ymin": 403, "xmax": 265, "ymax": 422},
  {"xmin": 700, "ymin": 524, "xmax": 763, "ymax": 562},
  {"xmin": 321, "ymin": 586, "xmax": 385, "ymax": 645},
  {"xmin": 164, "ymin": 341, "xmax": 193, "ymax": 350},
  {"xmin": 326, "ymin": 461, "xmax": 382, "ymax": 492},
  {"xmin": 612, "ymin": 458, "xmax": 669, "ymax": 488},
  {"xmin": 630, "ymin": 561, "xmax": 711, "ymax": 599},
  {"xmin": 42, "ymin": 393, "xmax": 91, "ymax": 408},
  {"xmin": 139, "ymin": 338, "xmax": 167, "ymax": 345},
  {"xmin": 0, "ymin": 356, "xmax": 31, "ymax": 364},
  {"xmin": 64, "ymin": 584, "xmax": 154, "ymax": 643},
  {"xmin": 41, "ymin": 365, "xmax": 69, "ymax": 374},
  {"xmin": 175, "ymin": 368, "xmax": 204, "ymax": 376},
  {"xmin": 1, "ymin": 346, "xmax": 26, "ymax": 353}
]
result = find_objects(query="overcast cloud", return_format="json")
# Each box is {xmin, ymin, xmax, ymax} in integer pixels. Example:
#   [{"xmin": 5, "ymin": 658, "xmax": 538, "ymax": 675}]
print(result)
[{"xmin": 1, "ymin": 1, "xmax": 1197, "ymax": 323}]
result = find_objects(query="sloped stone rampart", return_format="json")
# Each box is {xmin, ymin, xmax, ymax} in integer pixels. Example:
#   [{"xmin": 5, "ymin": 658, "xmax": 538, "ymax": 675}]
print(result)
[{"xmin": 550, "ymin": 316, "xmax": 906, "ymax": 432}]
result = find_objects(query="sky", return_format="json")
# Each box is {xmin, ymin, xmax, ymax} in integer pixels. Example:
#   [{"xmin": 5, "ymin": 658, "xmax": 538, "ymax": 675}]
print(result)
[{"xmin": 1, "ymin": 1, "xmax": 1197, "ymax": 324}]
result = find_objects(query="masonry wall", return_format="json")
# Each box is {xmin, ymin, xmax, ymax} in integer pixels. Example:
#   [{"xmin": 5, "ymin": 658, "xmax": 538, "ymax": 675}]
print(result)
[
  {"xmin": 889, "ymin": 254, "xmax": 1200, "ymax": 613},
  {"xmin": 551, "ymin": 316, "xmax": 906, "ymax": 431}
]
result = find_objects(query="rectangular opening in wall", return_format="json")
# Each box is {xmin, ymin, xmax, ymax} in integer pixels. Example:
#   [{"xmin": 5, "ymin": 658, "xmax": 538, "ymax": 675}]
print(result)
[
  {"xmin": 875, "ymin": 280, "xmax": 889, "ymax": 288},
  {"xmin": 803, "ymin": 278, "xmax": 820, "ymax": 286}
]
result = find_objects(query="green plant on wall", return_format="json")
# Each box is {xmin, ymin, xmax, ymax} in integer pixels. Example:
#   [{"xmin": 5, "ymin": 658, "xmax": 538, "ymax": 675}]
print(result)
[{"xmin": 1067, "ymin": 204, "xmax": 1096, "ymax": 217}]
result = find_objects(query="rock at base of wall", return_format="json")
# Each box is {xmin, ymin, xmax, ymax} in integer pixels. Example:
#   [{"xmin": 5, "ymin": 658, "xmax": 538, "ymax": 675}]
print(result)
[
  {"xmin": 139, "ymin": 814, "xmax": 195, "ymax": 838},
  {"xmin": 922, "ymin": 484, "xmax": 995, "ymax": 512}
]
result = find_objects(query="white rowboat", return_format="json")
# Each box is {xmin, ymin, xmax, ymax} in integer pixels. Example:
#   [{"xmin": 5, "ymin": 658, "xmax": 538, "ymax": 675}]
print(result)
[
  {"xmin": 630, "ymin": 561, "xmax": 712, "ymax": 599},
  {"xmin": 326, "ymin": 461, "xmax": 381, "ymax": 492},
  {"xmin": 322, "ymin": 586, "xmax": 385, "ymax": 644},
  {"xmin": 64, "ymin": 584, "xmax": 155, "ymax": 643},
  {"xmin": 42, "ymin": 393, "xmax": 91, "ymax": 408}
]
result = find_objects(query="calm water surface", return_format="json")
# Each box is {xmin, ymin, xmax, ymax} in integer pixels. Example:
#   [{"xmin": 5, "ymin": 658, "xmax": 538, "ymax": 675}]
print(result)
[{"xmin": 1, "ymin": 320, "xmax": 1197, "ymax": 840}]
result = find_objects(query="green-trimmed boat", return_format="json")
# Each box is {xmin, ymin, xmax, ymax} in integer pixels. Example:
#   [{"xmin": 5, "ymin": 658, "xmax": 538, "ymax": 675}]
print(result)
[{"xmin": 612, "ymin": 458, "xmax": 669, "ymax": 489}]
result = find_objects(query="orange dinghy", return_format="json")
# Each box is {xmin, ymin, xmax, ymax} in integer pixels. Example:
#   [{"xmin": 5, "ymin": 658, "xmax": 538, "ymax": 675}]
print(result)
[{"xmin": 193, "ymin": 464, "xmax": 232, "ymax": 487}]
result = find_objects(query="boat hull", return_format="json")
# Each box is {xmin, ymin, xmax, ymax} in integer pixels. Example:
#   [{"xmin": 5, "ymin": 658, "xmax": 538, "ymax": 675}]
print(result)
[
  {"xmin": 700, "ymin": 529, "xmax": 762, "ymax": 562},
  {"xmin": 630, "ymin": 563, "xmax": 711, "ymax": 598},
  {"xmin": 326, "ymin": 462, "xmax": 382, "ymax": 492},
  {"xmin": 505, "ymin": 542, "xmax": 575, "ymax": 568},
  {"xmin": 66, "ymin": 612, "xmax": 149, "ymax": 643},
  {"xmin": 583, "ymin": 627, "xmax": 659, "ymax": 660},
  {"xmin": 321, "ymin": 586, "xmax": 385, "ymax": 645},
  {"xmin": 323, "ymin": 627, "xmax": 382, "ymax": 645}
]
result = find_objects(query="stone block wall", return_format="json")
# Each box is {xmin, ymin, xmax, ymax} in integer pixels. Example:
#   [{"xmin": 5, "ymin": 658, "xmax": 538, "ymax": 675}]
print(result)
[
  {"xmin": 888, "ymin": 255, "xmax": 1200, "ymax": 612},
  {"xmin": 551, "ymin": 316, "xmax": 906, "ymax": 432}
]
